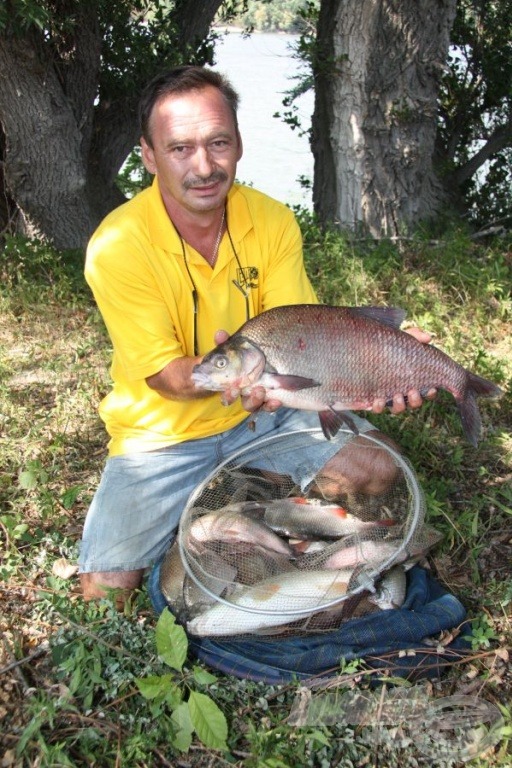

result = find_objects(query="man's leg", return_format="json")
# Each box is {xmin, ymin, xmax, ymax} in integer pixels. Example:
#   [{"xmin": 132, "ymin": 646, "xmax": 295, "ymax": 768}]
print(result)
[
  {"xmin": 78, "ymin": 440, "xmax": 219, "ymax": 601},
  {"xmin": 80, "ymin": 570, "xmax": 145, "ymax": 602},
  {"xmin": 225, "ymin": 409, "xmax": 397, "ymax": 500},
  {"xmin": 311, "ymin": 430, "xmax": 400, "ymax": 499}
]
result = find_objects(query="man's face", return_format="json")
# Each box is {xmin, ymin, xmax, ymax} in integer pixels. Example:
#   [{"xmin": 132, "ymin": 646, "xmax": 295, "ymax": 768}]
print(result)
[{"xmin": 141, "ymin": 85, "xmax": 243, "ymax": 215}]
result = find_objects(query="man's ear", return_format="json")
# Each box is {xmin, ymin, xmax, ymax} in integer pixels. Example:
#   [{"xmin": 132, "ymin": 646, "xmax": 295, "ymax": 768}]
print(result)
[
  {"xmin": 140, "ymin": 136, "xmax": 157, "ymax": 175},
  {"xmin": 236, "ymin": 130, "xmax": 243, "ymax": 162}
]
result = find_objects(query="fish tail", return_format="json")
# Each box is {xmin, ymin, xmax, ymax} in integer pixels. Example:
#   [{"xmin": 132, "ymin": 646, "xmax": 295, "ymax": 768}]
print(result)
[
  {"xmin": 458, "ymin": 372, "xmax": 502, "ymax": 447},
  {"xmin": 458, "ymin": 390, "xmax": 481, "ymax": 447},
  {"xmin": 467, "ymin": 371, "xmax": 503, "ymax": 400}
]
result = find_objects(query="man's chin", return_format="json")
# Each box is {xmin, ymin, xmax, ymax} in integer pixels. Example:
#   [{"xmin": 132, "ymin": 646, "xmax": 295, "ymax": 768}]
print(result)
[{"xmin": 185, "ymin": 179, "xmax": 231, "ymax": 207}]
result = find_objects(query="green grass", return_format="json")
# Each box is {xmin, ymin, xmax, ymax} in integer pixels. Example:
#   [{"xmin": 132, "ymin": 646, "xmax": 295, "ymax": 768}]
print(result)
[{"xmin": 1, "ymin": 223, "xmax": 511, "ymax": 766}]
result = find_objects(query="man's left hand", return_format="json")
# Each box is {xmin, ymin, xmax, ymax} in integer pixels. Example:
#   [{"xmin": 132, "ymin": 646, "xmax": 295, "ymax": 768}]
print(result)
[{"xmin": 371, "ymin": 326, "xmax": 437, "ymax": 414}]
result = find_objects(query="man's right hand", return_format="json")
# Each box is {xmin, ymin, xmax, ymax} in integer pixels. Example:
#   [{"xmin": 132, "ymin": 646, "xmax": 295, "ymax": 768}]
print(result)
[
  {"xmin": 213, "ymin": 329, "xmax": 281, "ymax": 413},
  {"xmin": 241, "ymin": 384, "xmax": 282, "ymax": 414}
]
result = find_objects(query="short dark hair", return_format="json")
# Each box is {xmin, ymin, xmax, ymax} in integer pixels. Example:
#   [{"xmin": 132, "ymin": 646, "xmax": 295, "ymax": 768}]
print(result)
[{"xmin": 139, "ymin": 66, "xmax": 240, "ymax": 146}]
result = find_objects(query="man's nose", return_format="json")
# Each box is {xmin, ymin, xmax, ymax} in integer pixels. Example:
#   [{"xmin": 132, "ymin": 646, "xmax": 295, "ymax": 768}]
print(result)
[{"xmin": 192, "ymin": 146, "xmax": 215, "ymax": 177}]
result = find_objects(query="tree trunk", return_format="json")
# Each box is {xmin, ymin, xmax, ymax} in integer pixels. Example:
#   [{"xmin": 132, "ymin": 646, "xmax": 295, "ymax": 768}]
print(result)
[
  {"xmin": 0, "ymin": 1, "xmax": 225, "ymax": 251},
  {"xmin": 312, "ymin": 0, "xmax": 457, "ymax": 237},
  {"xmin": 0, "ymin": 34, "xmax": 97, "ymax": 249}
]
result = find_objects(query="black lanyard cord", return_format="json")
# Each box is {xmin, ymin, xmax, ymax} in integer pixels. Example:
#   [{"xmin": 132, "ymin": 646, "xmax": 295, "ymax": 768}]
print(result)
[{"xmin": 174, "ymin": 210, "xmax": 250, "ymax": 357}]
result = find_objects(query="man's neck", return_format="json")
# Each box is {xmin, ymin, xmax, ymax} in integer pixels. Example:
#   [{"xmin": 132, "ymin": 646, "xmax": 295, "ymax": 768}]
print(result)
[{"xmin": 161, "ymin": 190, "xmax": 226, "ymax": 264}]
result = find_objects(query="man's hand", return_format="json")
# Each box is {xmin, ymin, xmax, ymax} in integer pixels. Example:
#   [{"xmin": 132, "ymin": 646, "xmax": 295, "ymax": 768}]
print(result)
[
  {"xmin": 213, "ymin": 329, "xmax": 282, "ymax": 413},
  {"xmin": 371, "ymin": 326, "xmax": 437, "ymax": 414},
  {"xmin": 241, "ymin": 385, "xmax": 282, "ymax": 414}
]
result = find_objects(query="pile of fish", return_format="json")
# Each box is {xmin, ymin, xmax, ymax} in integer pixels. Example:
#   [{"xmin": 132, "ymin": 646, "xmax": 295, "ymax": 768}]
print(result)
[
  {"xmin": 193, "ymin": 304, "xmax": 502, "ymax": 445},
  {"xmin": 160, "ymin": 496, "xmax": 442, "ymax": 638}
]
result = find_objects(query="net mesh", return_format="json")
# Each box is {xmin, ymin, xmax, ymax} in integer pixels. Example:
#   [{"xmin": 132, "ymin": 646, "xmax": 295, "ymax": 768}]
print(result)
[{"xmin": 161, "ymin": 430, "xmax": 440, "ymax": 638}]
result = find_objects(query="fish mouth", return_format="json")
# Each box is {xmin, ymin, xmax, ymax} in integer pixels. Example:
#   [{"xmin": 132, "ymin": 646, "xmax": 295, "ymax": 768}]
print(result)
[{"xmin": 192, "ymin": 369, "xmax": 221, "ymax": 390}]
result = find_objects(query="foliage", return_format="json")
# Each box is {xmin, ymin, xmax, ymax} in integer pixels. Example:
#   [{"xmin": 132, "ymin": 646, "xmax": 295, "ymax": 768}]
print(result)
[
  {"xmin": 135, "ymin": 609, "xmax": 228, "ymax": 752},
  {"xmin": 1, "ymin": 227, "xmax": 511, "ymax": 765},
  {"xmin": 438, "ymin": 0, "xmax": 512, "ymax": 228},
  {"xmin": 0, "ymin": 0, "xmax": 215, "ymax": 100},
  {"xmin": 226, "ymin": 0, "xmax": 316, "ymax": 33},
  {"xmin": 0, "ymin": 235, "xmax": 86, "ymax": 306},
  {"xmin": 279, "ymin": 0, "xmax": 512, "ymax": 230}
]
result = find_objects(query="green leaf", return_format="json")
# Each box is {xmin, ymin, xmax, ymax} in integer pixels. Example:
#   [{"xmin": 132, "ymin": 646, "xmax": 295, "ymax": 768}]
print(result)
[
  {"xmin": 192, "ymin": 665, "xmax": 218, "ymax": 685},
  {"xmin": 171, "ymin": 701, "xmax": 194, "ymax": 752},
  {"xmin": 155, "ymin": 609, "xmax": 188, "ymax": 672},
  {"xmin": 307, "ymin": 729, "xmax": 331, "ymax": 747},
  {"xmin": 165, "ymin": 683, "xmax": 183, "ymax": 710},
  {"xmin": 13, "ymin": 523, "xmax": 30, "ymax": 539},
  {"xmin": 188, "ymin": 690, "xmax": 228, "ymax": 752},
  {"xmin": 135, "ymin": 673, "xmax": 174, "ymax": 700},
  {"xmin": 60, "ymin": 485, "xmax": 83, "ymax": 510},
  {"xmin": 18, "ymin": 469, "xmax": 38, "ymax": 490}
]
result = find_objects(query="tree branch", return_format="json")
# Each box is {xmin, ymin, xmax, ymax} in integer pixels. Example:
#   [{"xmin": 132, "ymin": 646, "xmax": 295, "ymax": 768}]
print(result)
[{"xmin": 452, "ymin": 118, "xmax": 512, "ymax": 187}]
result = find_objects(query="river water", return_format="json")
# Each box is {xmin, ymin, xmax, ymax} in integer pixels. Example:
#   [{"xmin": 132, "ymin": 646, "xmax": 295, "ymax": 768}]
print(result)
[{"xmin": 212, "ymin": 30, "xmax": 314, "ymax": 208}]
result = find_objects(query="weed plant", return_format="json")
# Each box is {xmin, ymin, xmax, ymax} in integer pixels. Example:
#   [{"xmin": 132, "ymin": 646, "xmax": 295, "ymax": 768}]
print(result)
[{"xmin": 1, "ymin": 223, "xmax": 511, "ymax": 766}]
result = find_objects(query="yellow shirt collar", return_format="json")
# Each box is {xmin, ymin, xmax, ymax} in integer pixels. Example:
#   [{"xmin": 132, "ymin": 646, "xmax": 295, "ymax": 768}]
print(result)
[{"xmin": 145, "ymin": 177, "xmax": 254, "ymax": 254}]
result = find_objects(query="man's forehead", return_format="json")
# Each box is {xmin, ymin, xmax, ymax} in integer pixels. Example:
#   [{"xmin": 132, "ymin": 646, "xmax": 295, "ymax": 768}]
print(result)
[
  {"xmin": 154, "ymin": 86, "xmax": 231, "ymax": 120},
  {"xmin": 149, "ymin": 87, "xmax": 237, "ymax": 138}
]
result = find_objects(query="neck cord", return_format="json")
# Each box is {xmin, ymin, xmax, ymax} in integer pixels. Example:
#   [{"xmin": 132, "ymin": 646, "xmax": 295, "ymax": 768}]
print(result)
[
  {"xmin": 210, "ymin": 208, "xmax": 225, "ymax": 266},
  {"xmin": 175, "ymin": 206, "xmax": 250, "ymax": 356}
]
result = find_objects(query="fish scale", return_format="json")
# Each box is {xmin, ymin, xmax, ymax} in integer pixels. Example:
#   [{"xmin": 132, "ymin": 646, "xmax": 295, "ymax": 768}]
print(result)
[{"xmin": 193, "ymin": 304, "xmax": 503, "ymax": 444}]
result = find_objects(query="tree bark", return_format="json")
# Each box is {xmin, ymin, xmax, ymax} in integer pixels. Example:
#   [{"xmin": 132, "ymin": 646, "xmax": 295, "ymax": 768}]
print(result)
[
  {"xmin": 0, "ymin": 34, "xmax": 96, "ymax": 249},
  {"xmin": 312, "ymin": 0, "xmax": 457, "ymax": 237},
  {"xmin": 0, "ymin": 0, "xmax": 225, "ymax": 251}
]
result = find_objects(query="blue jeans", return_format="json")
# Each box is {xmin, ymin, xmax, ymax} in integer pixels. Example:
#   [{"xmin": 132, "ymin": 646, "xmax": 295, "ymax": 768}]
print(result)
[{"xmin": 78, "ymin": 409, "xmax": 374, "ymax": 572}]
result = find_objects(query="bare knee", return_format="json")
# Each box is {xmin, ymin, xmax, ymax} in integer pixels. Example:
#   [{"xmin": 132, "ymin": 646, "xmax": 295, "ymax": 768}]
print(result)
[
  {"xmin": 80, "ymin": 569, "xmax": 145, "ymax": 606},
  {"xmin": 313, "ymin": 431, "xmax": 400, "ymax": 498}
]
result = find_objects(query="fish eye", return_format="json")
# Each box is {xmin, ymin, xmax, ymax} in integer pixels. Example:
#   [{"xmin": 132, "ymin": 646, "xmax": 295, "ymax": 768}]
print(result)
[{"xmin": 214, "ymin": 356, "xmax": 228, "ymax": 369}]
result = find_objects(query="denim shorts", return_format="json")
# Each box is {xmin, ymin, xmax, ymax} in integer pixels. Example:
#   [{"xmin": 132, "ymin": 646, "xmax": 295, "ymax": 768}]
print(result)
[{"xmin": 78, "ymin": 409, "xmax": 374, "ymax": 573}]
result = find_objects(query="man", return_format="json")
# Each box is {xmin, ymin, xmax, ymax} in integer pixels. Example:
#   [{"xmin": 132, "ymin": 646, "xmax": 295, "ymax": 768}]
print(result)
[{"xmin": 80, "ymin": 66, "xmax": 432, "ymax": 602}]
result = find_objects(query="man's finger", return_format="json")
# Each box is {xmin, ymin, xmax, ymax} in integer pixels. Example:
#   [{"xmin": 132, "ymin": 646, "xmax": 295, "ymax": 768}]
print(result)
[{"xmin": 214, "ymin": 329, "xmax": 229, "ymax": 345}]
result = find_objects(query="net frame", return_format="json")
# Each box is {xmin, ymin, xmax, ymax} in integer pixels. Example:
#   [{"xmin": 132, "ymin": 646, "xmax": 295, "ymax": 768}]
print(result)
[{"xmin": 177, "ymin": 429, "xmax": 425, "ymax": 619}]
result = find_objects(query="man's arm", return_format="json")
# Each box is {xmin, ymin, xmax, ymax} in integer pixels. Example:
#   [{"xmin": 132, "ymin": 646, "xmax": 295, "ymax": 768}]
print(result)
[
  {"xmin": 146, "ymin": 355, "xmax": 209, "ymax": 400},
  {"xmin": 145, "ymin": 328, "xmax": 237, "ymax": 400}
]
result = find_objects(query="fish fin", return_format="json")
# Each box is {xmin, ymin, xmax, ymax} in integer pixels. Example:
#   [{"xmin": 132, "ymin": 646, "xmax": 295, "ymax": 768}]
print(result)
[
  {"xmin": 457, "ymin": 391, "xmax": 481, "ymax": 447},
  {"xmin": 270, "ymin": 374, "xmax": 321, "ymax": 391},
  {"xmin": 376, "ymin": 519, "xmax": 398, "ymax": 527},
  {"xmin": 319, "ymin": 409, "xmax": 360, "ymax": 440},
  {"xmin": 467, "ymin": 371, "xmax": 503, "ymax": 400},
  {"xmin": 457, "ymin": 372, "xmax": 502, "ymax": 446},
  {"xmin": 348, "ymin": 306, "xmax": 407, "ymax": 329}
]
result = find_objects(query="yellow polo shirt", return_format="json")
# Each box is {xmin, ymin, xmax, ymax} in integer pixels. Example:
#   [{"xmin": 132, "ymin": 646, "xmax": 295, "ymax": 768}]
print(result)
[{"xmin": 85, "ymin": 179, "xmax": 317, "ymax": 456}]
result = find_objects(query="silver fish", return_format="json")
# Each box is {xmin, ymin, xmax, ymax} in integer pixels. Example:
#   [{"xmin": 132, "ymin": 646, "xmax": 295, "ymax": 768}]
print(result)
[
  {"xmin": 321, "ymin": 538, "xmax": 402, "ymax": 570},
  {"xmin": 262, "ymin": 496, "xmax": 397, "ymax": 539},
  {"xmin": 206, "ymin": 539, "xmax": 297, "ymax": 586},
  {"xmin": 159, "ymin": 541, "xmax": 233, "ymax": 619},
  {"xmin": 186, "ymin": 568, "xmax": 354, "ymax": 637},
  {"xmin": 192, "ymin": 304, "xmax": 502, "ymax": 444},
  {"xmin": 186, "ymin": 504, "xmax": 292, "ymax": 557},
  {"xmin": 369, "ymin": 567, "xmax": 407, "ymax": 610}
]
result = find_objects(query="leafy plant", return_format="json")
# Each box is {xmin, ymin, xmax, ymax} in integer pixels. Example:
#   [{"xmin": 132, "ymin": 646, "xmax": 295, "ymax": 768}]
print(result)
[
  {"xmin": 135, "ymin": 609, "xmax": 228, "ymax": 752},
  {"xmin": 466, "ymin": 614, "xmax": 500, "ymax": 649}
]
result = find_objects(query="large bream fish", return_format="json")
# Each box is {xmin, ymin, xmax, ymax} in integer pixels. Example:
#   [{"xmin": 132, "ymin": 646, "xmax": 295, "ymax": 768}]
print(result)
[{"xmin": 193, "ymin": 305, "xmax": 502, "ymax": 445}]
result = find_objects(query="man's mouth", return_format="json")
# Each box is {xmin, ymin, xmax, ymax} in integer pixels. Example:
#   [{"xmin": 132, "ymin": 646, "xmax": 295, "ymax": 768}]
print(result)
[{"xmin": 185, "ymin": 173, "xmax": 228, "ymax": 191}]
